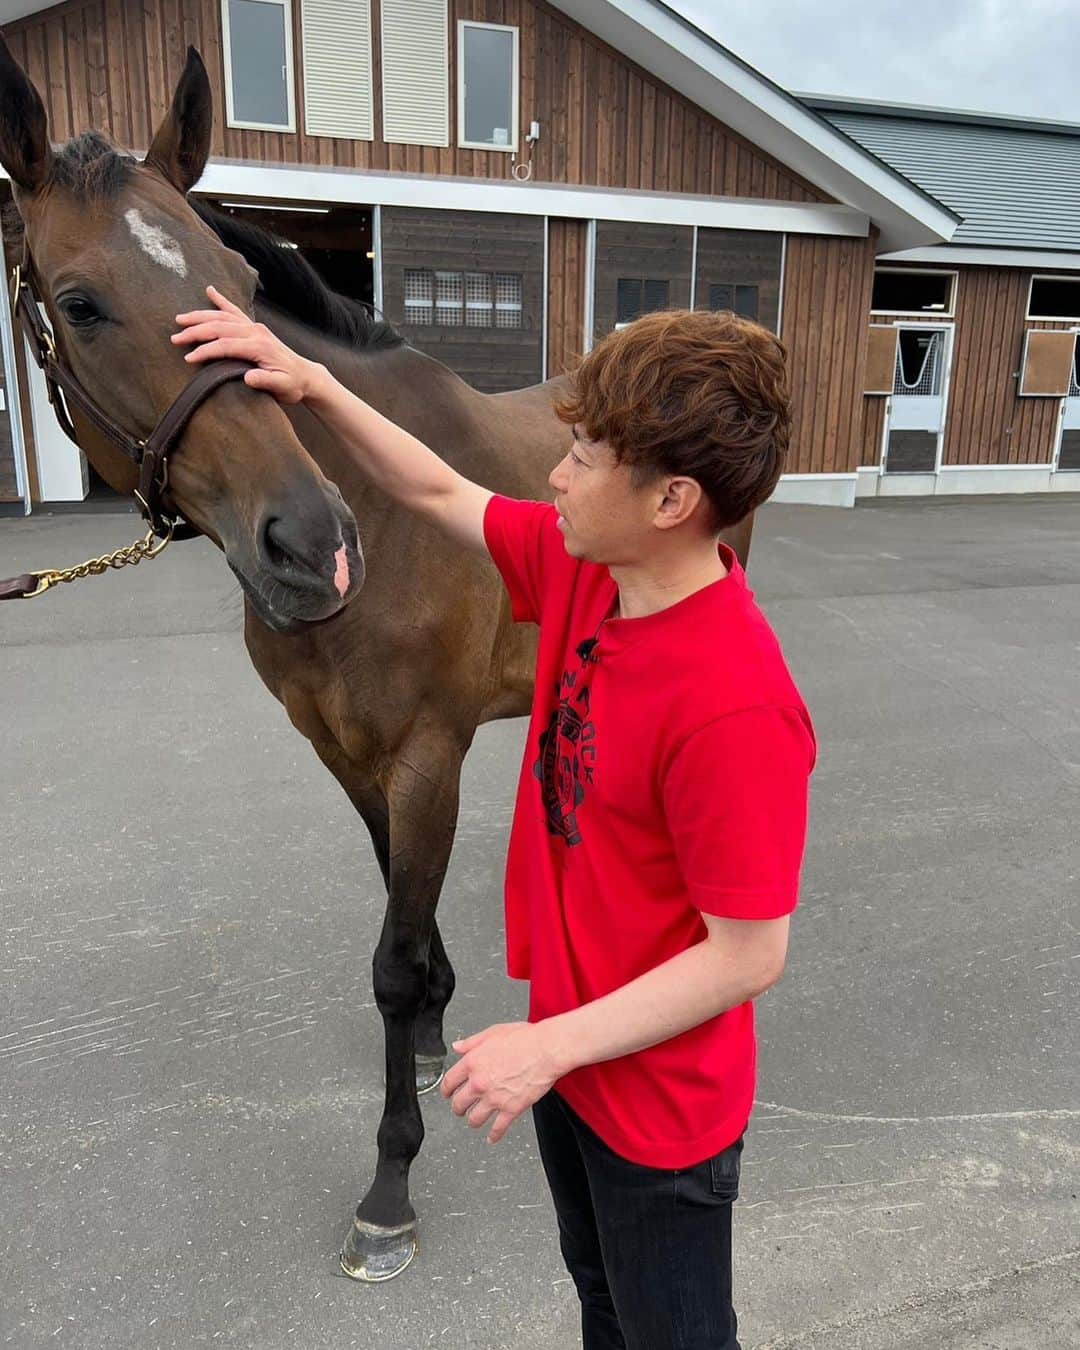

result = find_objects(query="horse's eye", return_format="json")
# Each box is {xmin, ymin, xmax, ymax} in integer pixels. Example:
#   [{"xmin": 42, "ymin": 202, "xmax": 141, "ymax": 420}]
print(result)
[{"xmin": 57, "ymin": 295, "xmax": 102, "ymax": 328}]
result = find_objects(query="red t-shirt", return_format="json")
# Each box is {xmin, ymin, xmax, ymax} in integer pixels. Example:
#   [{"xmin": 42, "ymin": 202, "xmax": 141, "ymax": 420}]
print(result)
[{"xmin": 483, "ymin": 495, "xmax": 815, "ymax": 1168}]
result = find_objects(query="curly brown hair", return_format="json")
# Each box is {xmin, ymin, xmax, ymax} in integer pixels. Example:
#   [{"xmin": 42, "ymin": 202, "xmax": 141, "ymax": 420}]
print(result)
[{"xmin": 554, "ymin": 309, "xmax": 791, "ymax": 529}]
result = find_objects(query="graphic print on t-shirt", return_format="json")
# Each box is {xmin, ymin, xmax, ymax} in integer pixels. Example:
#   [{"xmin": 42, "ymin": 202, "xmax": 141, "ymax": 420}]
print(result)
[{"xmin": 532, "ymin": 636, "xmax": 599, "ymax": 847}]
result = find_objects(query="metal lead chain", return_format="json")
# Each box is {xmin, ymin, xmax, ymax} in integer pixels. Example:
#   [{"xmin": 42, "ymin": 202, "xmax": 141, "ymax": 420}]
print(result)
[{"xmin": 23, "ymin": 522, "xmax": 175, "ymax": 598}]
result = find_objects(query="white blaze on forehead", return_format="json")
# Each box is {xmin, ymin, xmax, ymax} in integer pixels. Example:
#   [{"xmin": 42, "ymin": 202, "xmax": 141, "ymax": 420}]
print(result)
[{"xmin": 124, "ymin": 207, "xmax": 188, "ymax": 278}]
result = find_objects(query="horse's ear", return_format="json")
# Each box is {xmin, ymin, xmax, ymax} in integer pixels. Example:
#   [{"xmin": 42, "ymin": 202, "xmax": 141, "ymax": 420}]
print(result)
[
  {"xmin": 145, "ymin": 46, "xmax": 212, "ymax": 194},
  {"xmin": 0, "ymin": 34, "xmax": 54, "ymax": 194}
]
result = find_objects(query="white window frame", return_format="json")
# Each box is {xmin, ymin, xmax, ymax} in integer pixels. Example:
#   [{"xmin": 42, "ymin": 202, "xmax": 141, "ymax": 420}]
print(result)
[
  {"xmin": 1026, "ymin": 272, "xmax": 1080, "ymax": 323},
  {"xmin": 870, "ymin": 266, "xmax": 957, "ymax": 318},
  {"xmin": 457, "ymin": 20, "xmax": 519, "ymax": 153},
  {"xmin": 221, "ymin": 0, "xmax": 297, "ymax": 134}
]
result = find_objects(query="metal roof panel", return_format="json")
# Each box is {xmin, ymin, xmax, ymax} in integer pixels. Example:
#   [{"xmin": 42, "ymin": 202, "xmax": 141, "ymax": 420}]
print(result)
[{"xmin": 816, "ymin": 108, "xmax": 1080, "ymax": 251}]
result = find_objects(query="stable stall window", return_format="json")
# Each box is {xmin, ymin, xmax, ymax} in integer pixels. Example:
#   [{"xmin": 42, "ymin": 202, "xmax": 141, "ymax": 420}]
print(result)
[
  {"xmin": 1028, "ymin": 276, "xmax": 1080, "ymax": 320},
  {"xmin": 403, "ymin": 269, "xmax": 522, "ymax": 329},
  {"xmin": 871, "ymin": 269, "xmax": 954, "ymax": 315},
  {"xmin": 458, "ymin": 21, "xmax": 519, "ymax": 151},
  {"xmin": 708, "ymin": 283, "xmax": 759, "ymax": 321},
  {"xmin": 222, "ymin": 0, "xmax": 296, "ymax": 132},
  {"xmin": 616, "ymin": 278, "xmax": 670, "ymax": 326}
]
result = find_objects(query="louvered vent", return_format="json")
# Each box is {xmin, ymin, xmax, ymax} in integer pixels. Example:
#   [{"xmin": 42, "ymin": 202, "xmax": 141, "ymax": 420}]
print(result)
[
  {"xmin": 302, "ymin": 0, "xmax": 373, "ymax": 140},
  {"xmin": 382, "ymin": 0, "xmax": 449, "ymax": 146}
]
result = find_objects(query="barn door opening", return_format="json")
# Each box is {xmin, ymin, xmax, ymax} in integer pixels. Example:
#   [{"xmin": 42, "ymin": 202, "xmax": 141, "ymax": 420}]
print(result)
[
  {"xmin": 1056, "ymin": 334, "xmax": 1080, "ymax": 472},
  {"xmin": 883, "ymin": 325, "xmax": 951, "ymax": 474}
]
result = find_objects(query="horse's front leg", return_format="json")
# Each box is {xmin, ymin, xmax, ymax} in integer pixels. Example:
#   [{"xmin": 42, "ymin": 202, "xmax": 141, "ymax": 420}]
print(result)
[
  {"xmin": 415, "ymin": 919, "xmax": 456, "ymax": 1093},
  {"xmin": 341, "ymin": 734, "xmax": 463, "ymax": 1283},
  {"xmin": 346, "ymin": 786, "xmax": 454, "ymax": 1097}
]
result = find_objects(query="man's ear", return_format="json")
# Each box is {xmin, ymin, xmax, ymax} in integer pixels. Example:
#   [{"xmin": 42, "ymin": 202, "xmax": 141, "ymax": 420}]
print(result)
[
  {"xmin": 0, "ymin": 35, "xmax": 54, "ymax": 193},
  {"xmin": 656, "ymin": 476, "xmax": 706, "ymax": 528},
  {"xmin": 145, "ymin": 46, "xmax": 212, "ymax": 194}
]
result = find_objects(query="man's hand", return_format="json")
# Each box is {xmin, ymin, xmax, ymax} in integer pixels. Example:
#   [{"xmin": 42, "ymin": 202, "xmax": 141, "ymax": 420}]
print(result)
[
  {"xmin": 172, "ymin": 286, "xmax": 325, "ymax": 404},
  {"xmin": 440, "ymin": 1022, "xmax": 563, "ymax": 1144}
]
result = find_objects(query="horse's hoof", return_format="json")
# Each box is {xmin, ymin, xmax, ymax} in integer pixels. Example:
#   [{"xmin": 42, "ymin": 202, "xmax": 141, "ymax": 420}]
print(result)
[
  {"xmin": 340, "ymin": 1218, "xmax": 418, "ymax": 1282},
  {"xmin": 416, "ymin": 1054, "xmax": 445, "ymax": 1095}
]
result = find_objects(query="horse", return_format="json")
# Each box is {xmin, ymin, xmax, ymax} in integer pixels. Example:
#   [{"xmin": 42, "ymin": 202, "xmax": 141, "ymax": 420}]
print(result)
[{"xmin": 0, "ymin": 41, "xmax": 754, "ymax": 1281}]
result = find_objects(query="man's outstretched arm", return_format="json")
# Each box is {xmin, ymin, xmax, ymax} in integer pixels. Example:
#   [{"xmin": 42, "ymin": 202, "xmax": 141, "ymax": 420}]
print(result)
[{"xmin": 173, "ymin": 286, "xmax": 494, "ymax": 554}]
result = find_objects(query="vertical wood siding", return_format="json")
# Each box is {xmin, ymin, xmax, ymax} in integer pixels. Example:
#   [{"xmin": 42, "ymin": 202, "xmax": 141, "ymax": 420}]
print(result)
[
  {"xmin": 860, "ymin": 397, "xmax": 886, "ymax": 467},
  {"xmin": 940, "ymin": 267, "xmax": 1065, "ymax": 466},
  {"xmin": 546, "ymin": 217, "xmax": 588, "ymax": 378},
  {"xmin": 5, "ymin": 0, "xmax": 828, "ymax": 200},
  {"xmin": 781, "ymin": 233, "xmax": 877, "ymax": 476}
]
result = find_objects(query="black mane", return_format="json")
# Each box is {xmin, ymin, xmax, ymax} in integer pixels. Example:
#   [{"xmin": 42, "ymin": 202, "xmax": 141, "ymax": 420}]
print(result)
[{"xmin": 192, "ymin": 202, "xmax": 404, "ymax": 352}]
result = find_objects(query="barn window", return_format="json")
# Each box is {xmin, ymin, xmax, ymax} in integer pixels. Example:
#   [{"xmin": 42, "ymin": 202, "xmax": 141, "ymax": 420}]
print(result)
[
  {"xmin": 894, "ymin": 330, "xmax": 943, "ymax": 395},
  {"xmin": 465, "ymin": 273, "xmax": 493, "ymax": 326},
  {"xmin": 1028, "ymin": 276, "xmax": 1080, "ymax": 320},
  {"xmin": 404, "ymin": 269, "xmax": 434, "ymax": 324},
  {"xmin": 403, "ymin": 269, "xmax": 522, "ymax": 329},
  {"xmin": 222, "ymin": 0, "xmax": 296, "ymax": 132},
  {"xmin": 458, "ymin": 21, "xmax": 519, "ymax": 151},
  {"xmin": 871, "ymin": 269, "xmax": 954, "ymax": 315},
  {"xmin": 435, "ymin": 271, "xmax": 465, "ymax": 326},
  {"xmin": 708, "ymin": 283, "xmax": 759, "ymax": 321},
  {"xmin": 616, "ymin": 278, "xmax": 670, "ymax": 326},
  {"xmin": 494, "ymin": 274, "xmax": 523, "ymax": 328}
]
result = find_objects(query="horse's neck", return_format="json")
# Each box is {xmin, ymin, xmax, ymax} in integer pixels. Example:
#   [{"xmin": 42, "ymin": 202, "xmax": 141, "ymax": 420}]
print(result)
[
  {"xmin": 259, "ymin": 304, "xmax": 564, "ymax": 503},
  {"xmin": 262, "ymin": 306, "xmax": 484, "ymax": 470}
]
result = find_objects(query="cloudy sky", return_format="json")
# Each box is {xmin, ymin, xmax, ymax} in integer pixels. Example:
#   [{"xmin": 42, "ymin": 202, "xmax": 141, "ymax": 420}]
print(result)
[{"xmin": 673, "ymin": 0, "xmax": 1080, "ymax": 122}]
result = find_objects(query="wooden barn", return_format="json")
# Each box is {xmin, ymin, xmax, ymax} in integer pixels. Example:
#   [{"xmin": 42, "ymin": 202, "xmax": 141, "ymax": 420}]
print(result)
[
  {"xmin": 808, "ymin": 95, "xmax": 1080, "ymax": 501},
  {"xmin": 1, "ymin": 0, "xmax": 1003, "ymax": 514}
]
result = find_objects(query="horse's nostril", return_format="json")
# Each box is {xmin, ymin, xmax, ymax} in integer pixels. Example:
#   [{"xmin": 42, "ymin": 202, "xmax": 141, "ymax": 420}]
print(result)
[
  {"xmin": 260, "ymin": 516, "xmax": 301, "ymax": 576},
  {"xmin": 260, "ymin": 512, "xmax": 327, "ymax": 583},
  {"xmin": 255, "ymin": 501, "xmax": 360, "ymax": 607}
]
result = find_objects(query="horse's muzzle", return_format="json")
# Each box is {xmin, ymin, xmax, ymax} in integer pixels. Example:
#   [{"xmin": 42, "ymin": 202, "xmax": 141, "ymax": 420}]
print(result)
[{"xmin": 237, "ymin": 494, "xmax": 364, "ymax": 629}]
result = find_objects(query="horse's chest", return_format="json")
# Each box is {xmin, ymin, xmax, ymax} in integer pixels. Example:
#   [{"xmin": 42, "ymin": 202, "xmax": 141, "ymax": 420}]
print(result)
[{"xmin": 245, "ymin": 640, "xmax": 392, "ymax": 775}]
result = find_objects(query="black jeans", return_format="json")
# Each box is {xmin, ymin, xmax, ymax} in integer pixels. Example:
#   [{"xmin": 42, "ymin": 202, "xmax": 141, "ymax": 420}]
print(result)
[{"xmin": 532, "ymin": 1090, "xmax": 743, "ymax": 1350}]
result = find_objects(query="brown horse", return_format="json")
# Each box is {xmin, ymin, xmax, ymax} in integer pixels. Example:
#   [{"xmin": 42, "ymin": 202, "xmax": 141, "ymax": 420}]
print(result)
[{"xmin": 0, "ymin": 42, "xmax": 753, "ymax": 1280}]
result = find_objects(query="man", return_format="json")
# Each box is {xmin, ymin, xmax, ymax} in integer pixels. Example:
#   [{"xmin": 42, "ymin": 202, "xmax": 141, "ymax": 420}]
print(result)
[{"xmin": 174, "ymin": 292, "xmax": 815, "ymax": 1349}]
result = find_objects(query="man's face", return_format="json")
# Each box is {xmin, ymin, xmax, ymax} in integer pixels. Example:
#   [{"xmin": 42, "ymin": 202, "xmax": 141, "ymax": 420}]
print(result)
[{"xmin": 548, "ymin": 426, "xmax": 662, "ymax": 566}]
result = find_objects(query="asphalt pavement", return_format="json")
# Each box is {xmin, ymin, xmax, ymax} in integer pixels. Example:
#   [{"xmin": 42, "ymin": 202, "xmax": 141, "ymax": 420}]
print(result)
[{"xmin": 1, "ymin": 497, "xmax": 1078, "ymax": 1349}]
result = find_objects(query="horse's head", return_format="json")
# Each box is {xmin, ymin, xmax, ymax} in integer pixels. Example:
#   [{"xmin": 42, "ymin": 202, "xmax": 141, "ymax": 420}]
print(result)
[{"xmin": 0, "ymin": 40, "xmax": 363, "ymax": 631}]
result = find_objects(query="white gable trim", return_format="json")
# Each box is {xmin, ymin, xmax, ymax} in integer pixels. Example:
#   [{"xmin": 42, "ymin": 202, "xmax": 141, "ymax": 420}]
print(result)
[
  {"xmin": 0, "ymin": 155, "xmax": 869, "ymax": 236},
  {"xmin": 881, "ymin": 245, "xmax": 1080, "ymax": 272},
  {"xmin": 547, "ymin": 0, "xmax": 958, "ymax": 252},
  {"xmin": 0, "ymin": 153, "xmax": 867, "ymax": 234},
  {"xmin": 188, "ymin": 159, "xmax": 868, "ymax": 236}
]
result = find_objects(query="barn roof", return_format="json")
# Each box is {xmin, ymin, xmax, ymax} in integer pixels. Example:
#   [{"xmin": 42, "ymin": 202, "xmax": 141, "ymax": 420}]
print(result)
[{"xmin": 805, "ymin": 95, "xmax": 1080, "ymax": 253}]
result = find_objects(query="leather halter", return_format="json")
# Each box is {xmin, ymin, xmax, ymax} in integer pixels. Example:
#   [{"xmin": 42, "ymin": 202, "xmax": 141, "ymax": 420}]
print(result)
[{"xmin": 2, "ymin": 243, "xmax": 252, "ymax": 592}]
